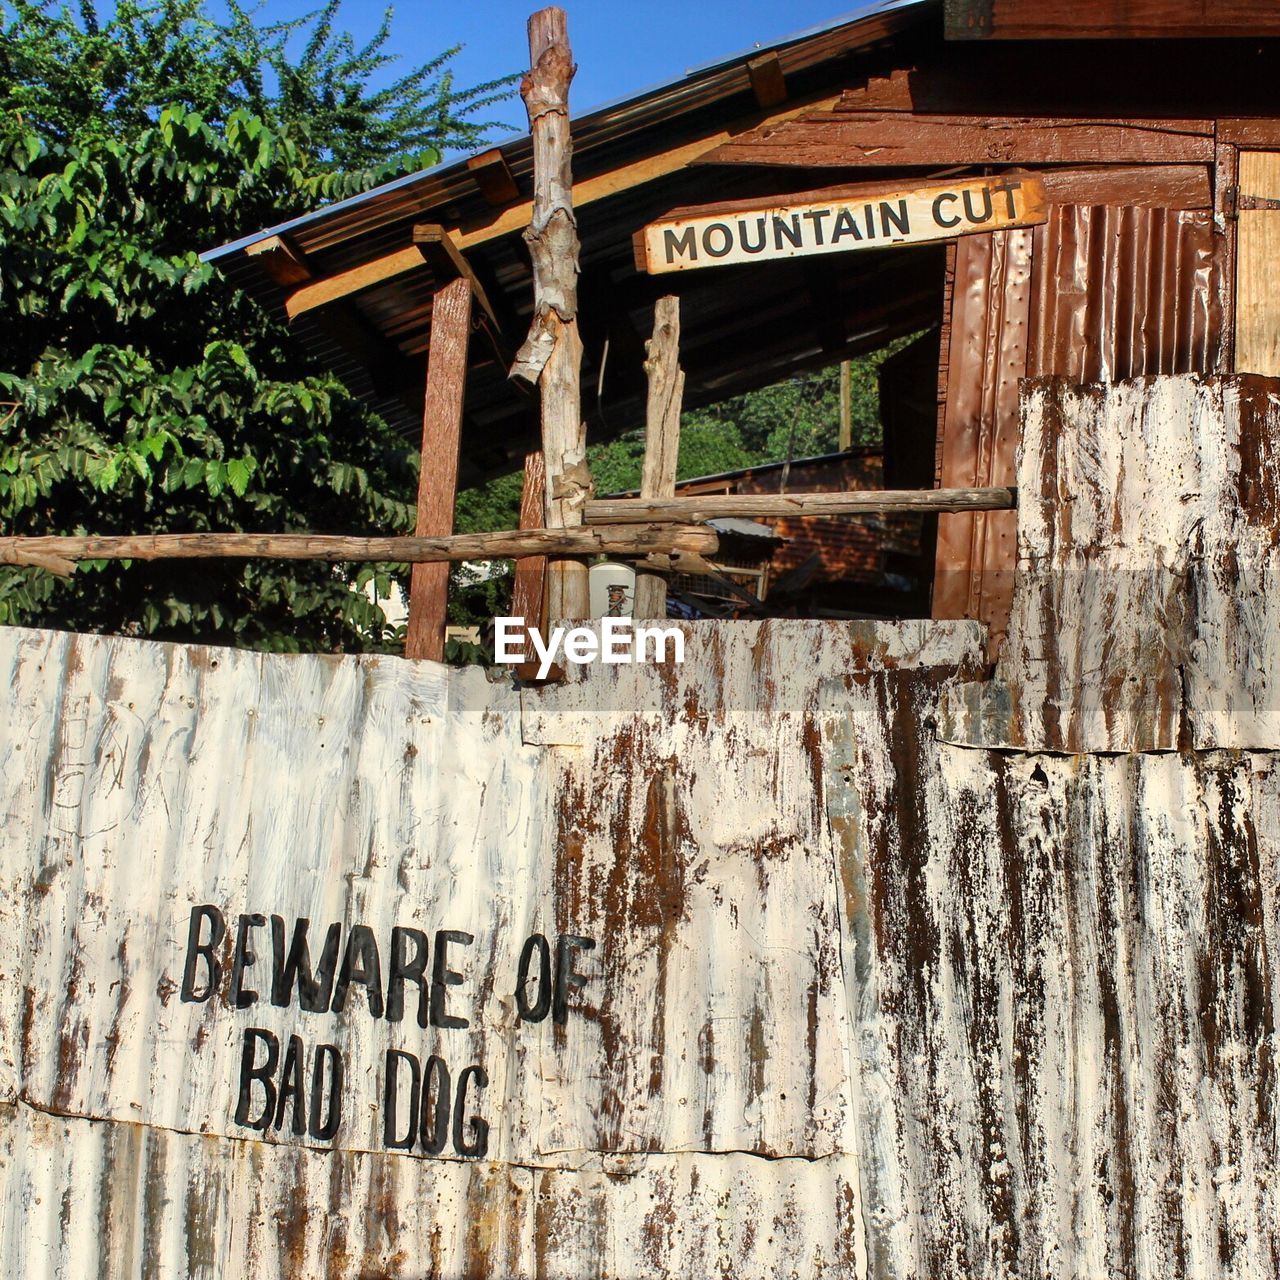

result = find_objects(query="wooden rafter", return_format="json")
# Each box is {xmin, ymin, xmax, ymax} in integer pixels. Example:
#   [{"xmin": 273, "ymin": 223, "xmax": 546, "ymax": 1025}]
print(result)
[
  {"xmin": 466, "ymin": 148, "xmax": 520, "ymax": 207},
  {"xmin": 412, "ymin": 224, "xmax": 520, "ymax": 368},
  {"xmin": 746, "ymin": 52, "xmax": 787, "ymax": 108},
  {"xmin": 277, "ymin": 89, "xmax": 845, "ymax": 322},
  {"xmin": 698, "ymin": 112, "xmax": 1216, "ymax": 169}
]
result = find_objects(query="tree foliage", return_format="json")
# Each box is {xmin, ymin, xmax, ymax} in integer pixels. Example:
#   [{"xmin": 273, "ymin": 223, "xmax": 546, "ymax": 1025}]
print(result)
[{"xmin": 0, "ymin": 0, "xmax": 512, "ymax": 650}]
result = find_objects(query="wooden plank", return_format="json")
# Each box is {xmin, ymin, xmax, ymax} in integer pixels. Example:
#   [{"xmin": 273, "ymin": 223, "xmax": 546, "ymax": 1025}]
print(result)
[
  {"xmin": 405, "ymin": 278, "xmax": 472, "ymax": 663},
  {"xmin": 747, "ymin": 52, "xmax": 787, "ymax": 108},
  {"xmin": 634, "ymin": 298, "xmax": 684, "ymax": 619},
  {"xmin": 698, "ymin": 113, "xmax": 1216, "ymax": 169},
  {"xmin": 466, "ymin": 148, "xmax": 520, "ymax": 206},
  {"xmin": 636, "ymin": 177, "xmax": 1047, "ymax": 275},
  {"xmin": 510, "ymin": 451, "xmax": 548, "ymax": 638},
  {"xmin": 1235, "ymin": 151, "xmax": 1280, "ymax": 375},
  {"xmin": 1219, "ymin": 120, "xmax": 1280, "ymax": 148},
  {"xmin": 584, "ymin": 487, "xmax": 1016, "ymax": 524},
  {"xmin": 516, "ymin": 8, "xmax": 591, "ymax": 622},
  {"xmin": 280, "ymin": 90, "xmax": 844, "ymax": 320},
  {"xmin": 837, "ymin": 47, "xmax": 1280, "ymax": 120},
  {"xmin": 0, "ymin": 524, "xmax": 719, "ymax": 576},
  {"xmin": 653, "ymin": 165, "xmax": 1211, "ymax": 223},
  {"xmin": 945, "ymin": 0, "xmax": 1280, "ymax": 39}
]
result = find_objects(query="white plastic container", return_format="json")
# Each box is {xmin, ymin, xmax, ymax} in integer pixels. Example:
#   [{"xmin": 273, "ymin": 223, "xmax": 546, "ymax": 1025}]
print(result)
[{"xmin": 588, "ymin": 561, "xmax": 636, "ymax": 618}]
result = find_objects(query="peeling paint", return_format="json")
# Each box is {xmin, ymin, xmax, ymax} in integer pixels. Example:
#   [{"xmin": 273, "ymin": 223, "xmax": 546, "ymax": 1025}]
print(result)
[{"xmin": 0, "ymin": 377, "xmax": 1278, "ymax": 1277}]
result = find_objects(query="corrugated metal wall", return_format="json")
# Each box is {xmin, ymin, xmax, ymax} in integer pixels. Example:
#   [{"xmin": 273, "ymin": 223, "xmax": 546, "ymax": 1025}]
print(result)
[
  {"xmin": 934, "ymin": 206, "xmax": 1228, "ymax": 650},
  {"xmin": 3, "ymin": 367, "xmax": 1280, "ymax": 1278},
  {"xmin": 943, "ymin": 374, "xmax": 1280, "ymax": 753}
]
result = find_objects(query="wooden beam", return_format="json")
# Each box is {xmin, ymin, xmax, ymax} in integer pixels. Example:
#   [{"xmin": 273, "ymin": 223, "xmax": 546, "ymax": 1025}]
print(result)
[
  {"xmin": 466, "ymin": 148, "xmax": 520, "ymax": 206},
  {"xmin": 1215, "ymin": 136, "xmax": 1239, "ymax": 373},
  {"xmin": 278, "ymin": 89, "xmax": 844, "ymax": 320},
  {"xmin": 653, "ymin": 164, "xmax": 1213, "ymax": 220},
  {"xmin": 747, "ymin": 52, "xmax": 787, "ymax": 109},
  {"xmin": 0, "ymin": 525, "xmax": 721, "ymax": 577},
  {"xmin": 405, "ymin": 277, "xmax": 472, "ymax": 663},
  {"xmin": 945, "ymin": 0, "xmax": 1280, "ymax": 40},
  {"xmin": 516, "ymin": 7, "xmax": 591, "ymax": 622},
  {"xmin": 510, "ymin": 450, "xmax": 548, "ymax": 639},
  {"xmin": 585, "ymin": 487, "xmax": 1017, "ymax": 524},
  {"xmin": 413, "ymin": 224, "xmax": 516, "ymax": 367},
  {"xmin": 634, "ymin": 297, "xmax": 684, "ymax": 619},
  {"xmin": 413, "ymin": 225, "xmax": 502, "ymax": 326},
  {"xmin": 1218, "ymin": 120, "xmax": 1280, "ymax": 149},
  {"xmin": 245, "ymin": 234, "xmax": 313, "ymax": 287},
  {"xmin": 698, "ymin": 113, "xmax": 1216, "ymax": 169},
  {"xmin": 838, "ymin": 360, "xmax": 853, "ymax": 452}
]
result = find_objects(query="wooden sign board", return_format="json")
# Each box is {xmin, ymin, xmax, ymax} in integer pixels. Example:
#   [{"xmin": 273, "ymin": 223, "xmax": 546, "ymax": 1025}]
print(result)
[{"xmin": 635, "ymin": 176, "xmax": 1047, "ymax": 274}]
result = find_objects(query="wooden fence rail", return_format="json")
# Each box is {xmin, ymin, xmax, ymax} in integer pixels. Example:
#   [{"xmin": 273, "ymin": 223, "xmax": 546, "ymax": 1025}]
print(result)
[
  {"xmin": 0, "ymin": 524, "xmax": 718, "ymax": 577},
  {"xmin": 584, "ymin": 486, "xmax": 1017, "ymax": 523}
]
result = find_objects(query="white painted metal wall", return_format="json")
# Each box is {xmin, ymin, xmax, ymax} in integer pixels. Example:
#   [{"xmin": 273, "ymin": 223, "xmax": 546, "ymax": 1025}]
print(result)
[{"xmin": 0, "ymin": 376, "xmax": 1278, "ymax": 1278}]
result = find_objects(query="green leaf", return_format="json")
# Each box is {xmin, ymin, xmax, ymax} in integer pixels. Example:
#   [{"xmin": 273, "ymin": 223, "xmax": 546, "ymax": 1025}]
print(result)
[{"xmin": 226, "ymin": 457, "xmax": 250, "ymax": 497}]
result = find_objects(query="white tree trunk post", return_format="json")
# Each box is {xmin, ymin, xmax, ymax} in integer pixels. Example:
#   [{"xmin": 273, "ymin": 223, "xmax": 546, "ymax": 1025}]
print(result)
[{"xmin": 510, "ymin": 7, "xmax": 592, "ymax": 622}]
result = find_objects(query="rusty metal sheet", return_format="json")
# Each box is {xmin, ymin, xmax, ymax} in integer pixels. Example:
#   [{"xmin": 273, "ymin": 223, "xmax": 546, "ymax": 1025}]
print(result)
[
  {"xmin": 934, "ymin": 207, "xmax": 1228, "ymax": 653},
  {"xmin": 825, "ymin": 698, "xmax": 1280, "ymax": 1279},
  {"xmin": 932, "ymin": 226, "xmax": 1031, "ymax": 643},
  {"xmin": 2, "ymin": 602, "xmax": 1278, "ymax": 1276},
  {"xmin": 0, "ymin": 1100, "xmax": 872, "ymax": 1277},
  {"xmin": 941, "ymin": 374, "xmax": 1280, "ymax": 752},
  {"xmin": 1027, "ymin": 205, "xmax": 1226, "ymax": 382}
]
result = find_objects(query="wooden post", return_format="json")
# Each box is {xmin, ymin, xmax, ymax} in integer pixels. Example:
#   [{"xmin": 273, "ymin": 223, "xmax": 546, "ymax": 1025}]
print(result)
[
  {"xmin": 510, "ymin": 7, "xmax": 591, "ymax": 622},
  {"xmin": 634, "ymin": 297, "xmax": 684, "ymax": 619},
  {"xmin": 510, "ymin": 450, "xmax": 548, "ymax": 644},
  {"xmin": 838, "ymin": 359, "xmax": 853, "ymax": 451},
  {"xmin": 405, "ymin": 276, "xmax": 472, "ymax": 662}
]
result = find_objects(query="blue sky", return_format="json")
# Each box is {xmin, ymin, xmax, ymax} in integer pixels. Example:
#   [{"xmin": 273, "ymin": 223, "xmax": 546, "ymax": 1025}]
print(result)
[{"xmin": 256, "ymin": 1, "xmax": 863, "ymax": 144}]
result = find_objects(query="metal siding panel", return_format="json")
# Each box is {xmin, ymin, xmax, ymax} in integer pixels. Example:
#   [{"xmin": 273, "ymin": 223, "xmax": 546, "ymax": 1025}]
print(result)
[
  {"xmin": 933, "ymin": 227, "xmax": 1031, "ymax": 646},
  {"xmin": 2, "ymin": 590, "xmax": 1279, "ymax": 1275},
  {"xmin": 1027, "ymin": 205, "xmax": 1227, "ymax": 381},
  {"xmin": 937, "ymin": 206, "xmax": 1227, "ymax": 651},
  {"xmin": 941, "ymin": 374, "xmax": 1280, "ymax": 752}
]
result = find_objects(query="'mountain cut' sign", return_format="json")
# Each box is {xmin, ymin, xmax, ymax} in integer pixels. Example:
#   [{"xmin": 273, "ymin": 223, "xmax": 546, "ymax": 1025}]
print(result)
[{"xmin": 635, "ymin": 176, "xmax": 1048, "ymax": 274}]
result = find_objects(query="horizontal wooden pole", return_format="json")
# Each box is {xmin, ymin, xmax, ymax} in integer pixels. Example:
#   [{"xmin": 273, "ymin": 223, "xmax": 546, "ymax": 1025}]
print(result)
[
  {"xmin": 585, "ymin": 487, "xmax": 1017, "ymax": 523},
  {"xmin": 0, "ymin": 524, "xmax": 719, "ymax": 577}
]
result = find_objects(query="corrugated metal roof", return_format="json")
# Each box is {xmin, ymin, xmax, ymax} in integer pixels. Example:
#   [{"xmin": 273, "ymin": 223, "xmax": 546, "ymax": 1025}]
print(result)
[
  {"xmin": 199, "ymin": 1, "xmax": 943, "ymax": 477},
  {"xmin": 203, "ymin": 1, "xmax": 926, "ymax": 266},
  {"xmin": 706, "ymin": 516, "xmax": 781, "ymax": 539}
]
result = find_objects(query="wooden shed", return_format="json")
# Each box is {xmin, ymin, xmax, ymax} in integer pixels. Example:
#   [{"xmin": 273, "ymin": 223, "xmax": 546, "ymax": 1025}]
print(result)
[{"xmin": 205, "ymin": 0, "xmax": 1280, "ymax": 660}]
